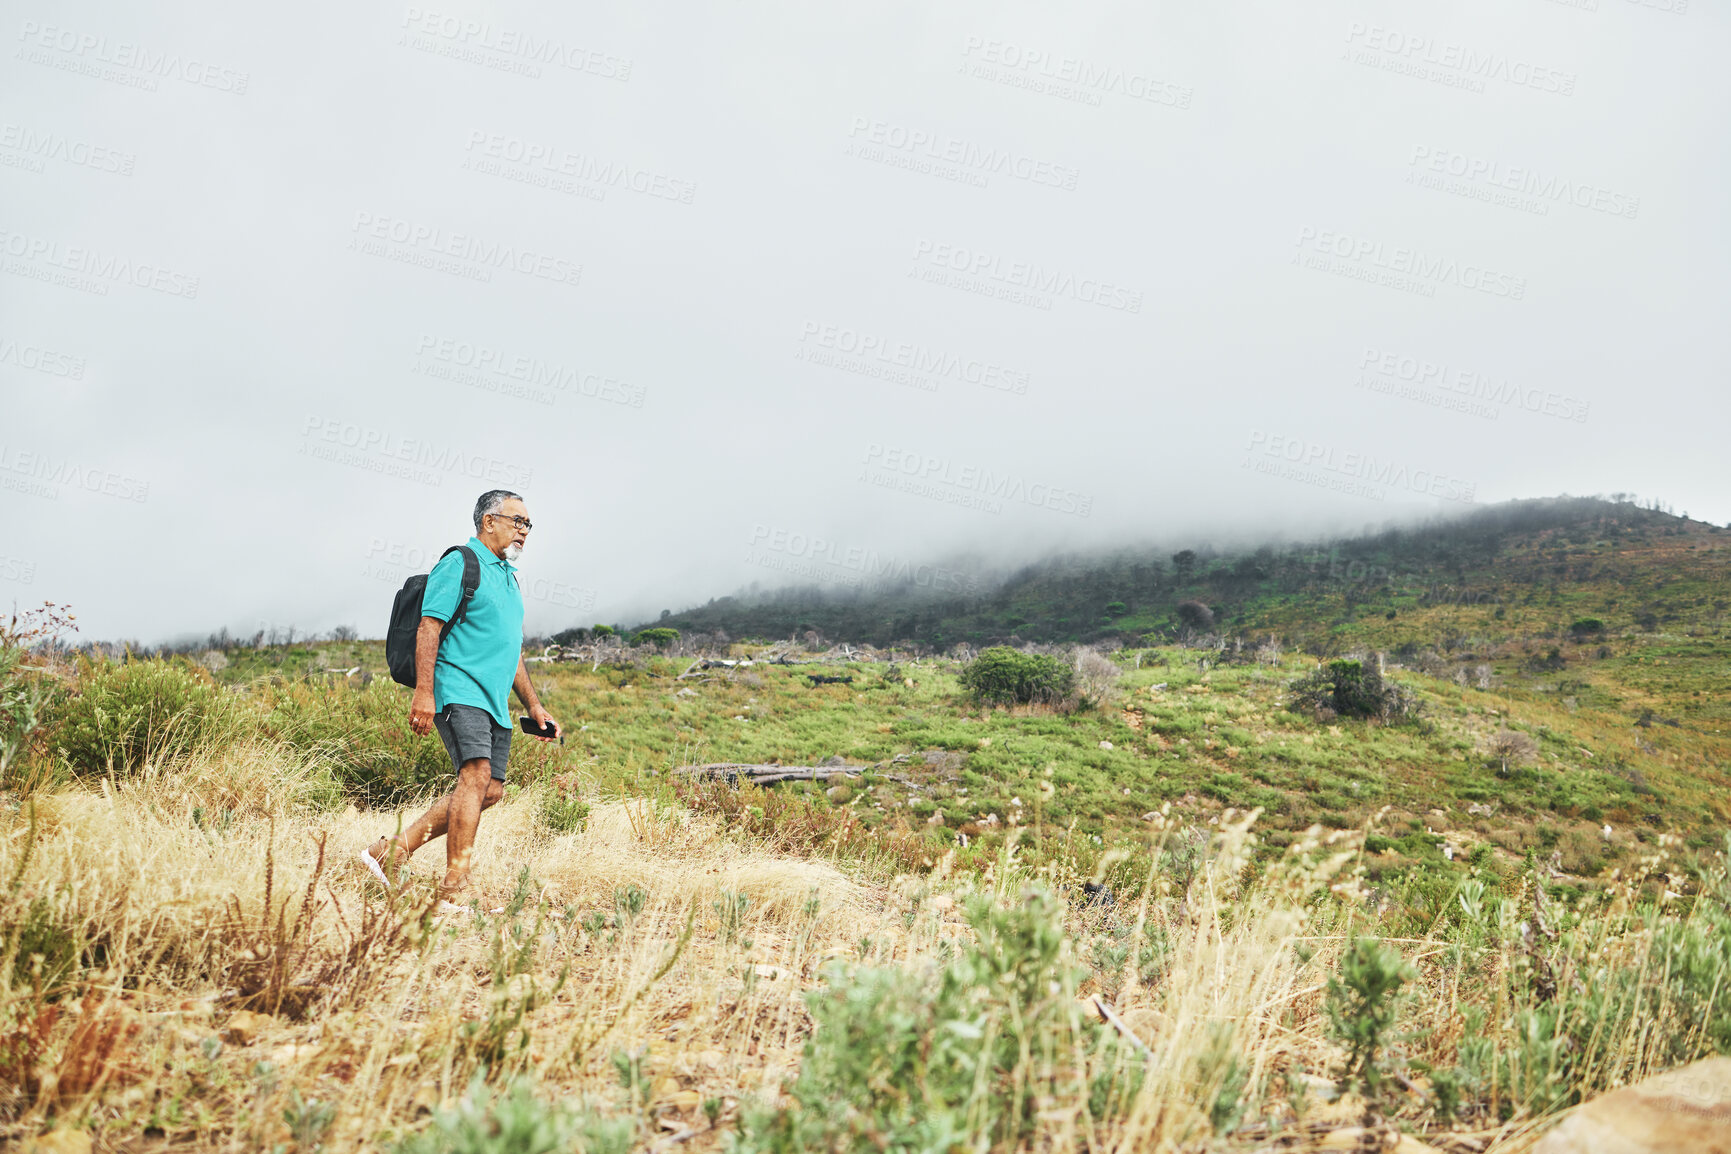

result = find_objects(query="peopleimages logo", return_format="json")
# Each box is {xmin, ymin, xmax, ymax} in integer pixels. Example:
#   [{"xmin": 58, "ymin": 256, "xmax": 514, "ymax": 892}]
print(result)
[
  {"xmin": 413, "ymin": 334, "xmax": 647, "ymax": 408},
  {"xmin": 363, "ymin": 538, "xmax": 595, "ymax": 610},
  {"xmin": 1294, "ymin": 227, "xmax": 1526, "ymax": 300},
  {"xmin": 463, "ymin": 131, "xmax": 695, "ymax": 204},
  {"xmin": 399, "ymin": 8, "xmax": 632, "ymax": 80},
  {"xmin": 1407, "ymin": 147, "xmax": 1638, "ymax": 220},
  {"xmin": 845, "ymin": 117, "xmax": 1079, "ymax": 191},
  {"xmin": 797, "ymin": 322, "xmax": 1029, "ymax": 395},
  {"xmin": 1357, "ymin": 347, "xmax": 1589, "ymax": 423},
  {"xmin": 1243, "ymin": 429, "xmax": 1476, "ymax": 503},
  {"xmin": 15, "ymin": 19, "xmax": 251, "ymax": 93},
  {"xmin": 0, "ymin": 227, "xmax": 201, "ymax": 298},
  {"xmin": 1343, "ymin": 23, "xmax": 1576, "ymax": 95},
  {"xmin": 300, "ymin": 416, "xmax": 534, "ymax": 488},
  {"xmin": 862, "ymin": 443, "xmax": 1093, "ymax": 517},
  {"xmin": 0, "ymin": 335, "xmax": 85, "ymax": 380},
  {"xmin": 959, "ymin": 36, "xmax": 1193, "ymax": 109},
  {"xmin": 0, "ymin": 443, "xmax": 150, "ymax": 502},
  {"xmin": 910, "ymin": 239, "xmax": 1143, "ymax": 313},
  {"xmin": 747, "ymin": 524, "xmax": 982, "ymax": 594},
  {"xmin": 0, "ymin": 122, "xmax": 135, "ymax": 176},
  {"xmin": 348, "ymin": 212, "xmax": 582, "ymax": 287}
]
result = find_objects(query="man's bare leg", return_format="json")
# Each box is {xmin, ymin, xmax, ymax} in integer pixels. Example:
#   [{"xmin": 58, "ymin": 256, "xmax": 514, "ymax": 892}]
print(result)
[
  {"xmin": 440, "ymin": 759, "xmax": 495, "ymax": 898},
  {"xmin": 367, "ymin": 761, "xmax": 505, "ymax": 892}
]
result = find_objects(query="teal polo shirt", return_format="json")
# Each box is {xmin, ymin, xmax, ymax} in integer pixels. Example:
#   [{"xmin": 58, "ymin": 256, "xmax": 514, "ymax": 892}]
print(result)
[{"xmin": 422, "ymin": 537, "xmax": 524, "ymax": 728}]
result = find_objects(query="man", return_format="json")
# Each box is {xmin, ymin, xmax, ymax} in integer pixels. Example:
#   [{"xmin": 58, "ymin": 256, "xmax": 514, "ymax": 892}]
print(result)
[{"xmin": 361, "ymin": 490, "xmax": 561, "ymax": 909}]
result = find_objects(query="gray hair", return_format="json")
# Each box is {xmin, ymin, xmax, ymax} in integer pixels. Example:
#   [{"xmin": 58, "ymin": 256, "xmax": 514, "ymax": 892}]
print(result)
[{"xmin": 472, "ymin": 490, "xmax": 523, "ymax": 533}]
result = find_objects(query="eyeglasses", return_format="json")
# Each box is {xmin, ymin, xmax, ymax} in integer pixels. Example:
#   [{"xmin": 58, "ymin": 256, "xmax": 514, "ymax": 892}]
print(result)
[{"xmin": 487, "ymin": 513, "xmax": 534, "ymax": 533}]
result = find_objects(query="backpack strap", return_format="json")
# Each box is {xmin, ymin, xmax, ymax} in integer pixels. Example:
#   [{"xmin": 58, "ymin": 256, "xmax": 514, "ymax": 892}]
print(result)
[{"xmin": 437, "ymin": 545, "xmax": 483, "ymax": 639}]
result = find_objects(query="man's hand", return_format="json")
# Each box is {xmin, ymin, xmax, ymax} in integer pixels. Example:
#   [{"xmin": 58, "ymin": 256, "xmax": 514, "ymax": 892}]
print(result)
[
  {"xmin": 527, "ymin": 704, "xmax": 562, "ymax": 740},
  {"xmin": 411, "ymin": 688, "xmax": 436, "ymax": 736}
]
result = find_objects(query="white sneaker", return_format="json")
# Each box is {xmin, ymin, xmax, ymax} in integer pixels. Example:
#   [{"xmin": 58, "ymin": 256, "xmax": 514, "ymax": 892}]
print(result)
[{"xmin": 358, "ymin": 847, "xmax": 391, "ymax": 886}]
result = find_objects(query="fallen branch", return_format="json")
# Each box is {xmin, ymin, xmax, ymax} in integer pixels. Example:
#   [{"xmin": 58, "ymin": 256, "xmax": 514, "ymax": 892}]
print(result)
[
  {"xmin": 675, "ymin": 762, "xmax": 920, "ymax": 787},
  {"xmin": 1088, "ymin": 995, "xmax": 1153, "ymax": 1059}
]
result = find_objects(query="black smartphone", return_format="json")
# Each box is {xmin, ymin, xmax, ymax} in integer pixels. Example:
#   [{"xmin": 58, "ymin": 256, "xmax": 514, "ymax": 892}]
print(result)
[{"xmin": 519, "ymin": 716, "xmax": 561, "ymax": 742}]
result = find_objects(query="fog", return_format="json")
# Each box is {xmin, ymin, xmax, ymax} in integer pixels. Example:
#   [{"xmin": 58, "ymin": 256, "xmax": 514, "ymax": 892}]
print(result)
[{"xmin": 3, "ymin": 0, "xmax": 1726, "ymax": 642}]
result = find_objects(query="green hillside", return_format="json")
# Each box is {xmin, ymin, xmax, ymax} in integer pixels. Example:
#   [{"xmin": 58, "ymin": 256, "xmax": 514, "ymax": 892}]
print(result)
[
  {"xmin": 656, "ymin": 496, "xmax": 1727, "ymax": 651},
  {"xmin": 152, "ymin": 496, "xmax": 1728, "ymax": 921}
]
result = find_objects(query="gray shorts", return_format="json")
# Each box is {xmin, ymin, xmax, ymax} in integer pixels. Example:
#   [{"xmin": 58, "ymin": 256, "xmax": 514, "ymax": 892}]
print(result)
[{"xmin": 433, "ymin": 703, "xmax": 512, "ymax": 781}]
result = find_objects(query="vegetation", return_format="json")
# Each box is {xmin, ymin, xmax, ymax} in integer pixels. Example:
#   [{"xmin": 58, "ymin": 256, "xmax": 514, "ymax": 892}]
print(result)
[
  {"xmin": 1286, "ymin": 659, "xmax": 1420, "ymax": 723},
  {"xmin": 0, "ymin": 500, "xmax": 1727, "ymax": 1150},
  {"xmin": 956, "ymin": 647, "xmax": 1074, "ymax": 706},
  {"xmin": 654, "ymin": 496, "xmax": 1727, "ymax": 651},
  {"xmin": 48, "ymin": 658, "xmax": 241, "ymax": 779}
]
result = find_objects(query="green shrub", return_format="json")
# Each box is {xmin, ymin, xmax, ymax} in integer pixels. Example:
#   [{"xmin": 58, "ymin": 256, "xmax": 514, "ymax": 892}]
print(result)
[
  {"xmin": 1324, "ymin": 937, "xmax": 1414, "ymax": 1098},
  {"xmin": 50, "ymin": 658, "xmax": 243, "ymax": 777},
  {"xmin": 1103, "ymin": 602, "xmax": 1127, "ymax": 617},
  {"xmin": 395, "ymin": 1075, "xmax": 633, "ymax": 1154},
  {"xmin": 1, "ymin": 645, "xmax": 63, "ymax": 789},
  {"xmin": 262, "ymin": 681, "xmax": 565, "ymax": 808},
  {"xmin": 1287, "ymin": 660, "xmax": 1419, "ymax": 723},
  {"xmin": 630, "ymin": 628, "xmax": 678, "ymax": 650},
  {"xmin": 262, "ymin": 680, "xmax": 453, "ymax": 807},
  {"xmin": 1176, "ymin": 600, "xmax": 1215, "ymax": 633},
  {"xmin": 1568, "ymin": 618, "xmax": 1605, "ymax": 638},
  {"xmin": 957, "ymin": 648, "xmax": 1074, "ymax": 706},
  {"xmin": 734, "ymin": 889, "xmax": 1138, "ymax": 1153},
  {"xmin": 538, "ymin": 788, "xmax": 589, "ymax": 834}
]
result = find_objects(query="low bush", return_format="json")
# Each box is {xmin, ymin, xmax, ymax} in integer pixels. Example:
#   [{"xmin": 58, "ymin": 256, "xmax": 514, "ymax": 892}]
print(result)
[
  {"xmin": 1287, "ymin": 659, "xmax": 1420, "ymax": 723},
  {"xmin": 958, "ymin": 647, "xmax": 1074, "ymax": 706},
  {"xmin": 630, "ymin": 628, "xmax": 679, "ymax": 650},
  {"xmin": 1071, "ymin": 649, "xmax": 1123, "ymax": 709},
  {"xmin": 262, "ymin": 681, "xmax": 564, "ymax": 808},
  {"xmin": 734, "ymin": 888, "xmax": 1138, "ymax": 1152},
  {"xmin": 262, "ymin": 681, "xmax": 454, "ymax": 808},
  {"xmin": 395, "ymin": 1075, "xmax": 634, "ymax": 1154},
  {"xmin": 0, "ymin": 644, "xmax": 63, "ymax": 790},
  {"xmin": 1176, "ymin": 600, "xmax": 1215, "ymax": 633},
  {"xmin": 538, "ymin": 775, "xmax": 590, "ymax": 834},
  {"xmin": 49, "ymin": 658, "xmax": 243, "ymax": 777}
]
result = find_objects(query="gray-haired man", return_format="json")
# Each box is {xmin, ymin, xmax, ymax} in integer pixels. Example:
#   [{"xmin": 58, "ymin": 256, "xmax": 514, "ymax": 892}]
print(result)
[{"xmin": 362, "ymin": 490, "xmax": 561, "ymax": 907}]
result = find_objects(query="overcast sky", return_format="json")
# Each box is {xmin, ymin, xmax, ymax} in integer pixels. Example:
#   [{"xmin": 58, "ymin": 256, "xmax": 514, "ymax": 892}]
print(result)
[{"xmin": 3, "ymin": 0, "xmax": 1726, "ymax": 642}]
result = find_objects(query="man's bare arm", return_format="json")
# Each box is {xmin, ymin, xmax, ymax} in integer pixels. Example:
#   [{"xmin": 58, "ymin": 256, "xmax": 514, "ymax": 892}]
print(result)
[
  {"xmin": 409, "ymin": 617, "xmax": 442, "ymax": 735},
  {"xmin": 514, "ymin": 657, "xmax": 561, "ymax": 739}
]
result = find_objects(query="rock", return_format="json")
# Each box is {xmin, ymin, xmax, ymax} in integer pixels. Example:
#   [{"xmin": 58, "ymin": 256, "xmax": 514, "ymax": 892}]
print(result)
[
  {"xmin": 222, "ymin": 1010, "xmax": 274, "ymax": 1045},
  {"xmin": 658, "ymin": 1089, "xmax": 702, "ymax": 1111},
  {"xmin": 1315, "ymin": 1126, "xmax": 1440, "ymax": 1153},
  {"xmin": 19, "ymin": 1132, "xmax": 92, "ymax": 1154},
  {"xmin": 1099, "ymin": 740, "xmax": 1114, "ymax": 750},
  {"xmin": 825, "ymin": 785, "xmax": 852, "ymax": 803},
  {"xmin": 269, "ymin": 1042, "xmax": 319, "ymax": 1065},
  {"xmin": 1533, "ymin": 1057, "xmax": 1731, "ymax": 1153}
]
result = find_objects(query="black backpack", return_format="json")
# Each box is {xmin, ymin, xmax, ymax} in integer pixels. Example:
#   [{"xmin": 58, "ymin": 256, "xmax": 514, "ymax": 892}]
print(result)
[{"xmin": 386, "ymin": 545, "xmax": 480, "ymax": 688}]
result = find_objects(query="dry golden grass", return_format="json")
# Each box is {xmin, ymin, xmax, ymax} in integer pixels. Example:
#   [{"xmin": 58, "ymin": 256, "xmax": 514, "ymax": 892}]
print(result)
[
  {"xmin": 0, "ymin": 752, "xmax": 947, "ymax": 1150},
  {"xmin": 1, "ymin": 746, "xmax": 1723, "ymax": 1153}
]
